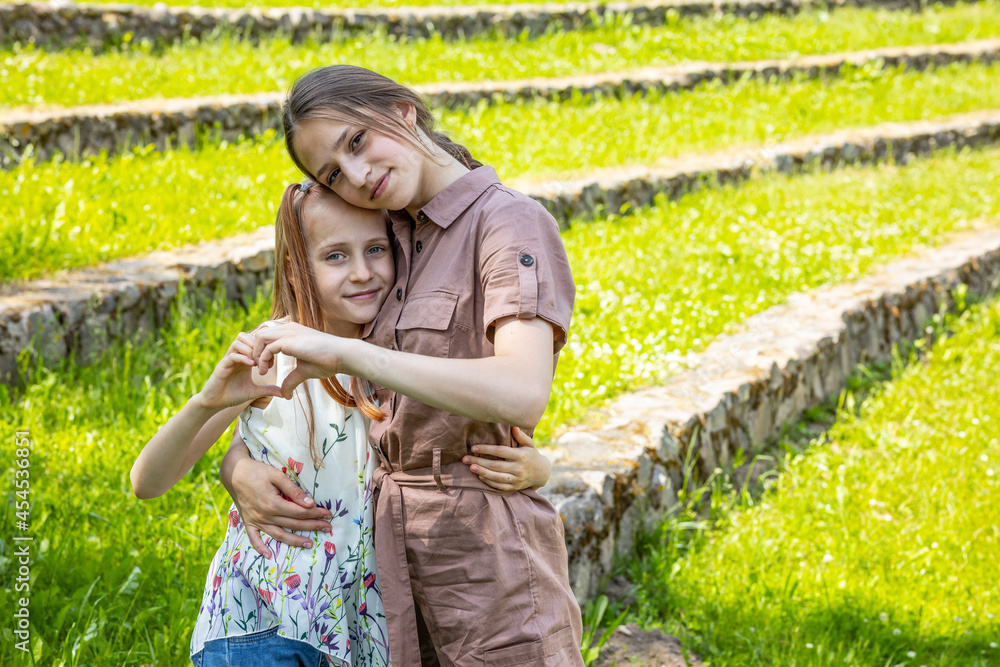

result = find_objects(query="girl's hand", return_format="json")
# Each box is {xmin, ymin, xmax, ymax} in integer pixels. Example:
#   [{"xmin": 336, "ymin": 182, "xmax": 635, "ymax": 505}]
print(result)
[
  {"xmin": 462, "ymin": 426, "xmax": 552, "ymax": 492},
  {"xmin": 198, "ymin": 332, "xmax": 283, "ymax": 411},
  {"xmin": 251, "ymin": 323, "xmax": 345, "ymax": 398},
  {"xmin": 226, "ymin": 454, "xmax": 334, "ymax": 558}
]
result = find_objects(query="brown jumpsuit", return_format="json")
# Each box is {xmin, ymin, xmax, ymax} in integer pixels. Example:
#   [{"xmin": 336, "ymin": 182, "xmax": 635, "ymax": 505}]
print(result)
[{"xmin": 362, "ymin": 166, "xmax": 584, "ymax": 667}]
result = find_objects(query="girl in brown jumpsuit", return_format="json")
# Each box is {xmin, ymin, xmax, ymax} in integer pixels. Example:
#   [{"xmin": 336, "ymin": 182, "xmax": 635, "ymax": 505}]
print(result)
[{"xmin": 224, "ymin": 65, "xmax": 585, "ymax": 666}]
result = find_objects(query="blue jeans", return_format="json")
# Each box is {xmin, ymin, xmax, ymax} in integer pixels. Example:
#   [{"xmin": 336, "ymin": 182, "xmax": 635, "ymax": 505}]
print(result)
[{"xmin": 191, "ymin": 627, "xmax": 330, "ymax": 667}]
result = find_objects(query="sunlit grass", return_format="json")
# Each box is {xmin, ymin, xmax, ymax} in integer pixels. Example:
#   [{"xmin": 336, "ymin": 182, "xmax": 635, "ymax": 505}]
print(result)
[
  {"xmin": 1, "ymin": 145, "xmax": 999, "ymax": 663},
  {"xmin": 5, "ymin": 60, "xmax": 1000, "ymax": 284},
  {"xmin": 552, "ymin": 146, "xmax": 999, "ymax": 440},
  {"xmin": 0, "ymin": 289, "xmax": 272, "ymax": 665},
  {"xmin": 4, "ymin": 2, "xmax": 999, "ymax": 108},
  {"xmin": 623, "ymin": 291, "xmax": 1000, "ymax": 665}
]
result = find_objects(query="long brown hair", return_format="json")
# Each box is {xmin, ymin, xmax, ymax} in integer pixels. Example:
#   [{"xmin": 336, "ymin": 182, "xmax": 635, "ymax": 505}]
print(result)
[
  {"xmin": 270, "ymin": 181, "xmax": 386, "ymax": 468},
  {"xmin": 282, "ymin": 64, "xmax": 481, "ymax": 181}
]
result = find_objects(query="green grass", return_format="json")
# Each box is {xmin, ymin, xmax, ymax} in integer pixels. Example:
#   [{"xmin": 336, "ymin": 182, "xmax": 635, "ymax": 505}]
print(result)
[
  {"xmin": 551, "ymin": 146, "xmax": 999, "ymax": 441},
  {"xmin": 5, "ymin": 60, "xmax": 1000, "ymax": 285},
  {"xmin": 4, "ymin": 2, "xmax": 1000, "ymax": 108},
  {"xmin": 621, "ymin": 291, "xmax": 1000, "ymax": 665},
  {"xmin": 2, "ymin": 146, "xmax": 999, "ymax": 664}
]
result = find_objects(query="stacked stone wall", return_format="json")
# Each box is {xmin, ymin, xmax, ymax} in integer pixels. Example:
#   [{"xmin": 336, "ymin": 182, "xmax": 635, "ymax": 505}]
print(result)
[
  {"xmin": 543, "ymin": 226, "xmax": 1000, "ymax": 598},
  {"xmin": 0, "ymin": 0, "xmax": 974, "ymax": 49}
]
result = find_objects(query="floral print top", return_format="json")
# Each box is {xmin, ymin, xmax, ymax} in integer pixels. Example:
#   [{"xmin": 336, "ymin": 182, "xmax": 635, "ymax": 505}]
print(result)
[{"xmin": 190, "ymin": 346, "xmax": 391, "ymax": 666}]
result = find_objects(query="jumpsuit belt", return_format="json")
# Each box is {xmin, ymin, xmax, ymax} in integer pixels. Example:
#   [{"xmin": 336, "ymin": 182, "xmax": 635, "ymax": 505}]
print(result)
[{"xmin": 371, "ymin": 452, "xmax": 508, "ymax": 667}]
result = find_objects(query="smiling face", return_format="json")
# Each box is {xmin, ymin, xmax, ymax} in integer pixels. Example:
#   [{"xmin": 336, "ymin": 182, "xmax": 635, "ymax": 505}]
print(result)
[
  {"xmin": 292, "ymin": 115, "xmax": 426, "ymax": 213},
  {"xmin": 299, "ymin": 193, "xmax": 395, "ymax": 338}
]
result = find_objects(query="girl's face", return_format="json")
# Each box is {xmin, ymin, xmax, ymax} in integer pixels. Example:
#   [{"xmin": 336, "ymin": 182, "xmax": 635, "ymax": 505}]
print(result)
[
  {"xmin": 293, "ymin": 115, "xmax": 424, "ymax": 213},
  {"xmin": 301, "ymin": 194, "xmax": 395, "ymax": 338}
]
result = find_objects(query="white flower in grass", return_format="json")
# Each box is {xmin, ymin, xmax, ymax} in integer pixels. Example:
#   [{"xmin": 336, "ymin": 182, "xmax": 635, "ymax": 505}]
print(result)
[
  {"xmin": 990, "ymin": 642, "xmax": 998, "ymax": 649},
  {"xmin": 954, "ymin": 616, "xmax": 962, "ymax": 623},
  {"xmin": 879, "ymin": 612, "xmax": 889, "ymax": 623},
  {"xmin": 907, "ymin": 651, "xmax": 916, "ymax": 658},
  {"xmin": 822, "ymin": 553, "xmax": 834, "ymax": 564},
  {"xmin": 806, "ymin": 643, "xmax": 814, "ymax": 649},
  {"xmin": 893, "ymin": 628, "xmax": 901, "ymax": 636}
]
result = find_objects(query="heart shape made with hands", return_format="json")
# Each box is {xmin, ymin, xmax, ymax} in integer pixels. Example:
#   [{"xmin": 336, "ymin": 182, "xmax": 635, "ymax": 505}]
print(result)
[{"xmin": 249, "ymin": 322, "xmax": 349, "ymax": 401}]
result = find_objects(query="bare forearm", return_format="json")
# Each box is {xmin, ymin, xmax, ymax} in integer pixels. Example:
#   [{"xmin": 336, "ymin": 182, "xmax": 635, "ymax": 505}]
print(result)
[
  {"xmin": 220, "ymin": 431, "xmax": 253, "ymax": 498},
  {"xmin": 131, "ymin": 396, "xmax": 242, "ymax": 499},
  {"xmin": 252, "ymin": 317, "xmax": 557, "ymax": 428},
  {"xmin": 340, "ymin": 340, "xmax": 550, "ymax": 428}
]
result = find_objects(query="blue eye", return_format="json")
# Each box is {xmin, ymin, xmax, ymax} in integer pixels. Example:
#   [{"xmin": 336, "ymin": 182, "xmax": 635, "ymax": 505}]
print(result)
[
  {"xmin": 351, "ymin": 132, "xmax": 364, "ymax": 150},
  {"xmin": 368, "ymin": 246, "xmax": 385, "ymax": 255},
  {"xmin": 327, "ymin": 252, "xmax": 345, "ymax": 262},
  {"xmin": 327, "ymin": 168, "xmax": 340, "ymax": 185}
]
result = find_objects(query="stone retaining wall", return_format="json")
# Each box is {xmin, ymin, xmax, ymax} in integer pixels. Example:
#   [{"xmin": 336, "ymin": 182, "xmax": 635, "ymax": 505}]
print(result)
[
  {"xmin": 0, "ymin": 0, "xmax": 972, "ymax": 49},
  {"xmin": 541, "ymin": 225, "xmax": 1000, "ymax": 600},
  {"xmin": 4, "ymin": 38, "xmax": 998, "ymax": 167},
  {"xmin": 3, "ymin": 110, "xmax": 1000, "ymax": 386},
  {"xmin": 0, "ymin": 226, "xmax": 276, "ymax": 384}
]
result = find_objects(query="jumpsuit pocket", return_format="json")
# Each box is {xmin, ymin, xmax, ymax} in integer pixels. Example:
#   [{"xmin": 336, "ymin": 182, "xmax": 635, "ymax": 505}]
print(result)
[
  {"xmin": 396, "ymin": 291, "xmax": 458, "ymax": 358},
  {"xmin": 482, "ymin": 626, "xmax": 576, "ymax": 666}
]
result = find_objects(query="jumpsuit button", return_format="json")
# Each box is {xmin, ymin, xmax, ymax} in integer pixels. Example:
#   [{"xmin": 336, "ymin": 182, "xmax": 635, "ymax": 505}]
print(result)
[
  {"xmin": 416, "ymin": 211, "xmax": 428, "ymax": 222},
  {"xmin": 415, "ymin": 240, "xmax": 423, "ymax": 252},
  {"xmin": 396, "ymin": 288, "xmax": 403, "ymax": 300},
  {"xmin": 519, "ymin": 254, "xmax": 534, "ymax": 267}
]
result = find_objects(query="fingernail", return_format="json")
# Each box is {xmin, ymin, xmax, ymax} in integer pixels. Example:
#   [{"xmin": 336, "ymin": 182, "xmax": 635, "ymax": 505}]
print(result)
[
  {"xmin": 303, "ymin": 540, "xmax": 313, "ymax": 549},
  {"xmin": 462, "ymin": 457, "xmax": 470, "ymax": 464},
  {"xmin": 303, "ymin": 495, "xmax": 315, "ymax": 506},
  {"xmin": 471, "ymin": 446, "xmax": 479, "ymax": 453},
  {"xmin": 471, "ymin": 465, "xmax": 479, "ymax": 473}
]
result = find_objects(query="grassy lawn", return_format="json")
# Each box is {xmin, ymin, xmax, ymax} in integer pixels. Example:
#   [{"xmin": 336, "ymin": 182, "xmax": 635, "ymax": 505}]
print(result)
[
  {"xmin": 5, "ymin": 60, "xmax": 1000, "ymax": 284},
  {"xmin": 1, "ymin": 145, "xmax": 999, "ymax": 664},
  {"xmin": 623, "ymin": 290, "xmax": 1000, "ymax": 666},
  {"xmin": 3, "ymin": 2, "xmax": 998, "ymax": 108},
  {"xmin": 553, "ymin": 146, "xmax": 999, "ymax": 440}
]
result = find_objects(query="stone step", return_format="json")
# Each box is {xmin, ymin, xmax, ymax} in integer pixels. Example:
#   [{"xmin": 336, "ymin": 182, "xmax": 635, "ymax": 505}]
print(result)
[
  {"xmin": 4, "ymin": 37, "xmax": 998, "ymax": 167},
  {"xmin": 0, "ymin": 0, "xmax": 977, "ymax": 50},
  {"xmin": 544, "ymin": 222, "xmax": 1000, "ymax": 600},
  {"xmin": 2, "ymin": 109, "xmax": 999, "ymax": 386}
]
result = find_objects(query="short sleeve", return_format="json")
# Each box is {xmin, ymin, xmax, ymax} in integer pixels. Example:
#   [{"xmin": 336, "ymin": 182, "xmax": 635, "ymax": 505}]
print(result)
[{"xmin": 479, "ymin": 194, "xmax": 575, "ymax": 353}]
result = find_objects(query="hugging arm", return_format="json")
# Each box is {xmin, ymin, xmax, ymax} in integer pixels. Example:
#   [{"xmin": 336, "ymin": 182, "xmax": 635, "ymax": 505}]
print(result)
[
  {"xmin": 219, "ymin": 431, "xmax": 334, "ymax": 557},
  {"xmin": 221, "ymin": 416, "xmax": 555, "ymax": 551}
]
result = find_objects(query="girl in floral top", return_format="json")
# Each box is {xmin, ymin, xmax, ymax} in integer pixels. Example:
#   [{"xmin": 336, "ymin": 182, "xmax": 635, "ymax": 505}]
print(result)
[{"xmin": 130, "ymin": 182, "xmax": 550, "ymax": 667}]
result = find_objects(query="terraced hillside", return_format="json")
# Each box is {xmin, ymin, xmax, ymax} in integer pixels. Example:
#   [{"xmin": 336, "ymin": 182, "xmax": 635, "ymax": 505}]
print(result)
[{"xmin": 1, "ymin": 1, "xmax": 999, "ymax": 664}]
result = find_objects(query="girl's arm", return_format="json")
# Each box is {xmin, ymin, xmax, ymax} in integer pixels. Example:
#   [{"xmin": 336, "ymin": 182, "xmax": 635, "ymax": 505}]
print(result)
[
  {"xmin": 130, "ymin": 332, "xmax": 282, "ymax": 499},
  {"xmin": 219, "ymin": 433, "xmax": 334, "ymax": 557},
  {"xmin": 221, "ymin": 422, "xmax": 553, "ymax": 551},
  {"xmin": 252, "ymin": 315, "xmax": 556, "ymax": 429}
]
